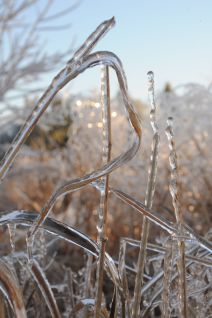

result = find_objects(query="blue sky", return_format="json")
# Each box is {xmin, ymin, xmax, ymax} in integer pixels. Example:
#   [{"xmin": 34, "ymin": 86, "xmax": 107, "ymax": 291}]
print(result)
[{"xmin": 40, "ymin": 0, "xmax": 212, "ymax": 99}]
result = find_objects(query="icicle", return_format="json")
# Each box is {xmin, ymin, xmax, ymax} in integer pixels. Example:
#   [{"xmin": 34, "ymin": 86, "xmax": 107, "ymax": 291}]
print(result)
[
  {"xmin": 95, "ymin": 65, "xmax": 111, "ymax": 318},
  {"xmin": 165, "ymin": 117, "xmax": 188, "ymax": 318},
  {"xmin": 132, "ymin": 71, "xmax": 160, "ymax": 318},
  {"xmin": 7, "ymin": 223, "xmax": 16, "ymax": 253}
]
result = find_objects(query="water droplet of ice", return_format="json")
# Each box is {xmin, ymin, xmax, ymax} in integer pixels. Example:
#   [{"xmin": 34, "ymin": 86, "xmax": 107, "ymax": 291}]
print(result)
[{"xmin": 147, "ymin": 71, "xmax": 154, "ymax": 81}]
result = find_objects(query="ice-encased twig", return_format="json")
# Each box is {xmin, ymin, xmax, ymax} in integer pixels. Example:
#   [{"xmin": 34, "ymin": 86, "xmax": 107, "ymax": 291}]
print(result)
[
  {"xmin": 165, "ymin": 117, "xmax": 187, "ymax": 318},
  {"xmin": 95, "ymin": 66, "xmax": 111, "ymax": 317},
  {"xmin": 132, "ymin": 71, "xmax": 159, "ymax": 318}
]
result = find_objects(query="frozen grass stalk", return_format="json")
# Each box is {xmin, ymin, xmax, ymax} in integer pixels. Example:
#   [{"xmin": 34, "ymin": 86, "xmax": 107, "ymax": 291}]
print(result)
[
  {"xmin": 132, "ymin": 71, "xmax": 159, "ymax": 318},
  {"xmin": 0, "ymin": 17, "xmax": 115, "ymax": 184},
  {"xmin": 27, "ymin": 259, "xmax": 61, "ymax": 318},
  {"xmin": 63, "ymin": 268, "xmax": 75, "ymax": 317},
  {"xmin": 111, "ymin": 187, "xmax": 212, "ymax": 252},
  {"xmin": 0, "ymin": 295, "xmax": 5, "ymax": 318},
  {"xmin": 118, "ymin": 239, "xmax": 131, "ymax": 317},
  {"xmin": 0, "ymin": 16, "xmax": 210, "ymax": 317},
  {"xmin": 95, "ymin": 65, "xmax": 111, "ymax": 317},
  {"xmin": 165, "ymin": 117, "xmax": 187, "ymax": 318},
  {"xmin": 162, "ymin": 237, "xmax": 175, "ymax": 317},
  {"xmin": 7, "ymin": 224, "xmax": 16, "ymax": 253},
  {"xmin": 24, "ymin": 16, "xmax": 142, "ymax": 248},
  {"xmin": 84, "ymin": 254, "xmax": 94, "ymax": 299},
  {"xmin": 0, "ymin": 260, "xmax": 27, "ymax": 318}
]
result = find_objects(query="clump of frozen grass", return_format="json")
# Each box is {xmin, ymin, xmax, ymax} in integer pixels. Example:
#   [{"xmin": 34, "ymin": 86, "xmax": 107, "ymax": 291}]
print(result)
[{"xmin": 0, "ymin": 17, "xmax": 211, "ymax": 318}]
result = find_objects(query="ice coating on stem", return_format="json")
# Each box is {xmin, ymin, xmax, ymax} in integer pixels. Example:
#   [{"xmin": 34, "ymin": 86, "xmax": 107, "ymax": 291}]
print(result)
[
  {"xmin": 27, "ymin": 259, "xmax": 61, "ymax": 318},
  {"xmin": 65, "ymin": 268, "xmax": 75, "ymax": 316},
  {"xmin": 7, "ymin": 224, "xmax": 16, "ymax": 253},
  {"xmin": 84, "ymin": 255, "xmax": 93, "ymax": 299},
  {"xmin": 35, "ymin": 228, "xmax": 47, "ymax": 267},
  {"xmin": 0, "ymin": 210, "xmax": 121, "ymax": 288},
  {"xmin": 111, "ymin": 188, "xmax": 212, "ymax": 253},
  {"xmin": 147, "ymin": 71, "xmax": 158, "ymax": 134},
  {"xmin": 26, "ymin": 51, "xmax": 141, "ymax": 248},
  {"xmin": 68, "ymin": 17, "xmax": 115, "ymax": 64},
  {"xmin": 162, "ymin": 237, "xmax": 175, "ymax": 317},
  {"xmin": 0, "ymin": 295, "xmax": 5, "ymax": 318},
  {"xmin": 165, "ymin": 118, "xmax": 187, "ymax": 318},
  {"xmin": 176, "ymin": 239, "xmax": 187, "ymax": 318},
  {"xmin": 0, "ymin": 17, "xmax": 142, "ymax": 262},
  {"xmin": 141, "ymin": 245, "xmax": 209, "ymax": 304},
  {"xmin": 165, "ymin": 117, "xmax": 182, "ymax": 224},
  {"xmin": 0, "ymin": 17, "xmax": 116, "ymax": 183},
  {"xmin": 118, "ymin": 239, "xmax": 131, "ymax": 317},
  {"xmin": 95, "ymin": 65, "xmax": 111, "ymax": 317},
  {"xmin": 132, "ymin": 71, "xmax": 160, "ymax": 317},
  {"xmin": 0, "ymin": 17, "xmax": 210, "ymax": 316}
]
